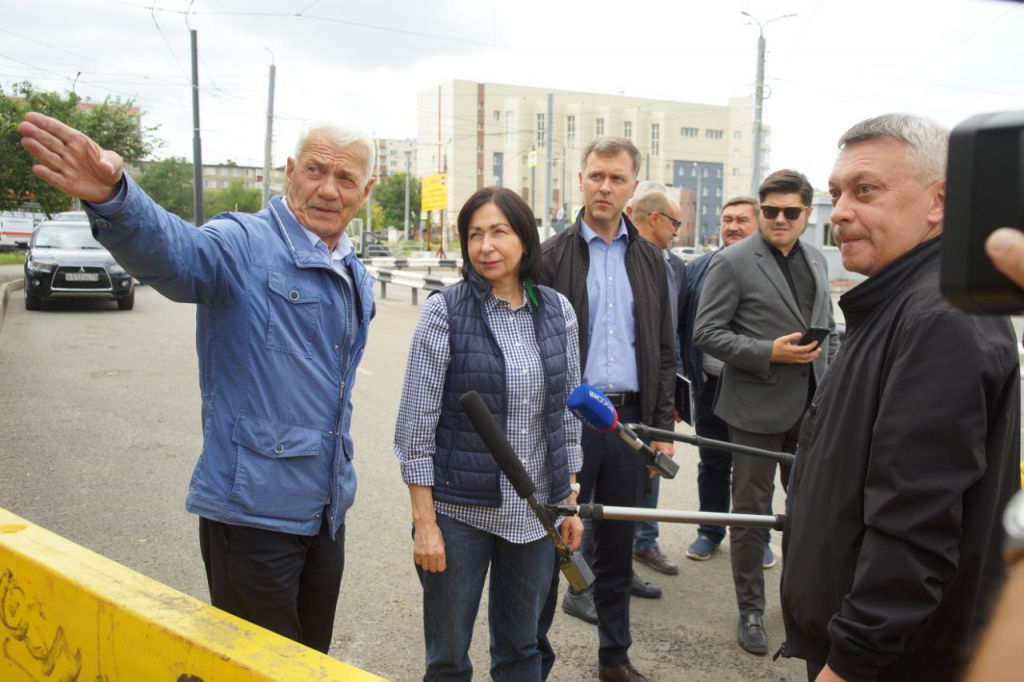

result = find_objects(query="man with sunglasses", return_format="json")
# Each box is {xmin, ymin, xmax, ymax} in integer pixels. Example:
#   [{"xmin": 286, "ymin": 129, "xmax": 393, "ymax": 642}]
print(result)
[{"xmin": 693, "ymin": 169, "xmax": 839, "ymax": 656}]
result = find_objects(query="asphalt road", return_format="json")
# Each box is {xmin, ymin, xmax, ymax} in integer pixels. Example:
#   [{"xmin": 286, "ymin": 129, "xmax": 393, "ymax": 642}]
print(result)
[{"xmin": 0, "ymin": 282, "xmax": 810, "ymax": 681}]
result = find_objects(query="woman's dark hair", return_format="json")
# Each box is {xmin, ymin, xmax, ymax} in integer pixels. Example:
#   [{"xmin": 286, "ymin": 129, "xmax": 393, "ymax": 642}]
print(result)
[{"xmin": 456, "ymin": 187, "xmax": 543, "ymax": 283}]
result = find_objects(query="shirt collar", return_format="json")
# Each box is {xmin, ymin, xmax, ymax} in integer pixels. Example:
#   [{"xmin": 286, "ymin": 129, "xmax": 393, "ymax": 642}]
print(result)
[
  {"xmin": 580, "ymin": 215, "xmax": 628, "ymax": 244},
  {"xmin": 283, "ymin": 197, "xmax": 354, "ymax": 261}
]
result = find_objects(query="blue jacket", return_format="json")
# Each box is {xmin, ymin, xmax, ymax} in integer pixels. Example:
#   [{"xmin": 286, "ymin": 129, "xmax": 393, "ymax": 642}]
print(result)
[
  {"xmin": 86, "ymin": 176, "xmax": 375, "ymax": 538},
  {"xmin": 432, "ymin": 273, "xmax": 571, "ymax": 506},
  {"xmin": 681, "ymin": 250, "xmax": 716, "ymax": 396}
]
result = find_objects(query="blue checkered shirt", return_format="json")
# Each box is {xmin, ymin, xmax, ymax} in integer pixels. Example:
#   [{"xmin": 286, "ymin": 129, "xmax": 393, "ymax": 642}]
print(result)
[{"xmin": 394, "ymin": 289, "xmax": 583, "ymax": 543}]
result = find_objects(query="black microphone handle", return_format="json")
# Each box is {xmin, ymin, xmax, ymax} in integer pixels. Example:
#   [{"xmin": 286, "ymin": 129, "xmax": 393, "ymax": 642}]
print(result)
[{"xmin": 460, "ymin": 391, "xmax": 536, "ymax": 499}]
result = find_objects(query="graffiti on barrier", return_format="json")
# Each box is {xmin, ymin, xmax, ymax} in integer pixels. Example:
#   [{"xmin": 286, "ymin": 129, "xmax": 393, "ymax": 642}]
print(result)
[{"xmin": 0, "ymin": 568, "xmax": 83, "ymax": 681}]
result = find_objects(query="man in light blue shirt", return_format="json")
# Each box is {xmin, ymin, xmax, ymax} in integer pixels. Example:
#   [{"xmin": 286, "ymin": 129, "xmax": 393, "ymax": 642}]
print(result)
[{"xmin": 538, "ymin": 137, "xmax": 676, "ymax": 682}]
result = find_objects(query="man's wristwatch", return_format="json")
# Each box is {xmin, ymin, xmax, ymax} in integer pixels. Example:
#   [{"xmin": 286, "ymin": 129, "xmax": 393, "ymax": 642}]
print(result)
[
  {"xmin": 1003, "ymin": 490, "xmax": 1024, "ymax": 566},
  {"xmin": 570, "ymin": 482, "xmax": 581, "ymax": 495}
]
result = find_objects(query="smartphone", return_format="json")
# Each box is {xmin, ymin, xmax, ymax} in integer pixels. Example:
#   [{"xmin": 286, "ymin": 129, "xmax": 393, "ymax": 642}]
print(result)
[
  {"xmin": 940, "ymin": 111, "xmax": 1024, "ymax": 314},
  {"xmin": 797, "ymin": 327, "xmax": 829, "ymax": 348}
]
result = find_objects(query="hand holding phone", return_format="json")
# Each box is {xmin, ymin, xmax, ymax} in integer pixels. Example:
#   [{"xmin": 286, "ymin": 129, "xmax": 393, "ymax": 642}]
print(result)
[{"xmin": 797, "ymin": 327, "xmax": 829, "ymax": 348}]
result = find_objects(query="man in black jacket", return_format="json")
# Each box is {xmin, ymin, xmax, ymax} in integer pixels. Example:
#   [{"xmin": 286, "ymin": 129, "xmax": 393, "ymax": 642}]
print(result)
[
  {"xmin": 537, "ymin": 137, "xmax": 676, "ymax": 682},
  {"xmin": 780, "ymin": 113, "xmax": 1021, "ymax": 682}
]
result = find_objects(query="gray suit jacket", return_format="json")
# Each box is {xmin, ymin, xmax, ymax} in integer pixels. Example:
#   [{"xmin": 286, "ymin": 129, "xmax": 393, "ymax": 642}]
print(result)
[{"xmin": 693, "ymin": 232, "xmax": 839, "ymax": 434}]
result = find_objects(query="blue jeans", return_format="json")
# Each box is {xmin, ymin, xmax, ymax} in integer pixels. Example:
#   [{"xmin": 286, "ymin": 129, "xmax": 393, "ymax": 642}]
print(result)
[
  {"xmin": 416, "ymin": 513, "xmax": 555, "ymax": 682},
  {"xmin": 633, "ymin": 475, "xmax": 660, "ymax": 550}
]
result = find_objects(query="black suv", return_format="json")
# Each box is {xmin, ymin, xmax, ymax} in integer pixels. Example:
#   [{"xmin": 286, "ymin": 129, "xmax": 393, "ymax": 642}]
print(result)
[{"xmin": 23, "ymin": 217, "xmax": 135, "ymax": 310}]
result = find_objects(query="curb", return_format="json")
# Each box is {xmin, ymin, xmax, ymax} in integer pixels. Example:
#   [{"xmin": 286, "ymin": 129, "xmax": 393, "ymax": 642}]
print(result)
[{"xmin": 0, "ymin": 276, "xmax": 24, "ymax": 336}]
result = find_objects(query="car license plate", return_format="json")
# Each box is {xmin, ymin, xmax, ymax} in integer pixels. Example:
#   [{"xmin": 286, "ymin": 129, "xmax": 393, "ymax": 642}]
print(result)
[{"xmin": 65, "ymin": 272, "xmax": 99, "ymax": 282}]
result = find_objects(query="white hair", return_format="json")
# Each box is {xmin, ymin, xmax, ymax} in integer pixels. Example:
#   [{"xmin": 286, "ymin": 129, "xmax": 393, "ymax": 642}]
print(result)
[
  {"xmin": 838, "ymin": 113, "xmax": 948, "ymax": 183},
  {"xmin": 293, "ymin": 122, "xmax": 376, "ymax": 179}
]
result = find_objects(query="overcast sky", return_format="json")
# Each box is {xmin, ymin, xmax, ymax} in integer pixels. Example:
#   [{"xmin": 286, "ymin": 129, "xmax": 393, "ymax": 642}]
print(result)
[{"xmin": 3, "ymin": 0, "xmax": 1023, "ymax": 190}]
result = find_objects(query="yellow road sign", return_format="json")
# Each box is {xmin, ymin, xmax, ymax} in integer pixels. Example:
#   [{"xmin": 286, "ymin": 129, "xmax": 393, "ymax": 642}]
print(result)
[
  {"xmin": 528, "ymin": 151, "xmax": 537, "ymax": 167},
  {"xmin": 421, "ymin": 174, "xmax": 448, "ymax": 211}
]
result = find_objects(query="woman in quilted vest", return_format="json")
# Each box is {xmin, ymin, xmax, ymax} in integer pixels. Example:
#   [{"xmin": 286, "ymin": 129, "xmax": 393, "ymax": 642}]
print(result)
[{"xmin": 394, "ymin": 187, "xmax": 583, "ymax": 681}]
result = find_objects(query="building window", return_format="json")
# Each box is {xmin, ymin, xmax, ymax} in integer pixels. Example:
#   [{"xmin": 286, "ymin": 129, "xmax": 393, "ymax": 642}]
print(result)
[
  {"xmin": 477, "ymin": 167, "xmax": 483, "ymax": 174},
  {"xmin": 506, "ymin": 111, "xmax": 514, "ymax": 144},
  {"xmin": 477, "ymin": 122, "xmax": 484, "ymax": 131},
  {"xmin": 477, "ymin": 101, "xmax": 484, "ymax": 110},
  {"xmin": 494, "ymin": 110, "xmax": 500, "ymax": 121},
  {"xmin": 477, "ymin": 145, "xmax": 483, "ymax": 152},
  {"xmin": 624, "ymin": 121, "xmax": 632, "ymax": 141},
  {"xmin": 567, "ymin": 115, "xmax": 576, "ymax": 148},
  {"xmin": 596, "ymin": 118, "xmax": 605, "ymax": 136},
  {"xmin": 537, "ymin": 114, "xmax": 546, "ymax": 146},
  {"xmin": 824, "ymin": 222, "xmax": 836, "ymax": 246},
  {"xmin": 651, "ymin": 123, "xmax": 660, "ymax": 156},
  {"xmin": 701, "ymin": 205, "xmax": 707, "ymax": 215},
  {"xmin": 702, "ymin": 186, "xmax": 708, "ymax": 196},
  {"xmin": 703, "ymin": 167, "xmax": 709, "ymax": 177},
  {"xmin": 681, "ymin": 127, "xmax": 698, "ymax": 137},
  {"xmin": 733, "ymin": 130, "xmax": 742, "ymax": 140},
  {"xmin": 732, "ymin": 168, "xmax": 739, "ymax": 176},
  {"xmin": 692, "ymin": 166, "xmax": 698, "ymax": 177},
  {"xmin": 706, "ymin": 129, "xmax": 724, "ymax": 140}
]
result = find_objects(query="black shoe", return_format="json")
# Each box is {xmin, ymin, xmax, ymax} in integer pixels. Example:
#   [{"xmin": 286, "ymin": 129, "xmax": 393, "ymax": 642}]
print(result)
[
  {"xmin": 630, "ymin": 569, "xmax": 662, "ymax": 599},
  {"xmin": 561, "ymin": 589, "xmax": 598, "ymax": 624},
  {"xmin": 737, "ymin": 614, "xmax": 768, "ymax": 655},
  {"xmin": 633, "ymin": 544, "xmax": 679, "ymax": 575},
  {"xmin": 598, "ymin": 661, "xmax": 649, "ymax": 682}
]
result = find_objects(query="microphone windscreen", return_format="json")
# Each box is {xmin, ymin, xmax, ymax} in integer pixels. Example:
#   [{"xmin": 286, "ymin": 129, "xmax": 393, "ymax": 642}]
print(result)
[
  {"xmin": 460, "ymin": 391, "xmax": 536, "ymax": 499},
  {"xmin": 567, "ymin": 384, "xmax": 617, "ymax": 432}
]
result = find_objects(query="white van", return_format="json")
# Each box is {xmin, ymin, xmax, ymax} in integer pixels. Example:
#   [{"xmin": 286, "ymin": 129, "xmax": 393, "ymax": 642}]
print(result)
[{"xmin": 0, "ymin": 216, "xmax": 37, "ymax": 251}]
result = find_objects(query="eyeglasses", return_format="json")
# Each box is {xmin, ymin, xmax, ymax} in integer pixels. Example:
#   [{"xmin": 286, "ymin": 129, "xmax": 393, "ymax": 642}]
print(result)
[
  {"xmin": 655, "ymin": 212, "xmax": 682, "ymax": 230},
  {"xmin": 761, "ymin": 205, "xmax": 808, "ymax": 221}
]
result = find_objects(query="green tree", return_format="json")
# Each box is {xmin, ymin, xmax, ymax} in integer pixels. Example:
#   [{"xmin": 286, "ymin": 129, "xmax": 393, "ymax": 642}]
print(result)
[
  {"xmin": 371, "ymin": 172, "xmax": 420, "ymax": 229},
  {"xmin": 205, "ymin": 179, "xmax": 262, "ymax": 216},
  {"xmin": 137, "ymin": 157, "xmax": 194, "ymax": 221},
  {"xmin": 0, "ymin": 81, "xmax": 159, "ymax": 215},
  {"xmin": 357, "ymin": 200, "xmax": 386, "ymax": 230}
]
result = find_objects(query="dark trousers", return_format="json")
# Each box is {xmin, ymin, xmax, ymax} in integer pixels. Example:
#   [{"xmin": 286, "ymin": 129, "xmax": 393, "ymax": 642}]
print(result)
[
  {"xmin": 199, "ymin": 515, "xmax": 345, "ymax": 653},
  {"xmin": 727, "ymin": 424, "xmax": 796, "ymax": 616},
  {"xmin": 537, "ymin": 403, "xmax": 647, "ymax": 670},
  {"xmin": 694, "ymin": 377, "xmax": 732, "ymax": 543}
]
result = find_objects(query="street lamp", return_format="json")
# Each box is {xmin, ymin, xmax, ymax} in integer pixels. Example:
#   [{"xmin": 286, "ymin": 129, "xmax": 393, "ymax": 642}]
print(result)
[{"xmin": 741, "ymin": 11, "xmax": 796, "ymax": 197}]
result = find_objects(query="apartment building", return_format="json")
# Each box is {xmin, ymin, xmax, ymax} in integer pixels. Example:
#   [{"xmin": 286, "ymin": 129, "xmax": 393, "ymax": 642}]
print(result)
[
  {"xmin": 416, "ymin": 80, "xmax": 770, "ymax": 246},
  {"xmin": 200, "ymin": 161, "xmax": 285, "ymax": 194},
  {"xmin": 375, "ymin": 138, "xmax": 417, "ymax": 178}
]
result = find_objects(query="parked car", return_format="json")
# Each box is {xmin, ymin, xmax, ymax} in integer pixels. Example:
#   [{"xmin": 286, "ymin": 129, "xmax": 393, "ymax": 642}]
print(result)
[{"xmin": 23, "ymin": 217, "xmax": 135, "ymax": 311}]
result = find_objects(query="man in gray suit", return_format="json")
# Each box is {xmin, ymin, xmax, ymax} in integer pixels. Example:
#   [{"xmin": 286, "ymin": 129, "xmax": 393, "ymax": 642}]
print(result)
[{"xmin": 693, "ymin": 169, "xmax": 838, "ymax": 656}]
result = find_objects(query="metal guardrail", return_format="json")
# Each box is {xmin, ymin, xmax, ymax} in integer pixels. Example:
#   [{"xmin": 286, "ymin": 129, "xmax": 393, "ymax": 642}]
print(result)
[{"xmin": 363, "ymin": 257, "xmax": 462, "ymax": 305}]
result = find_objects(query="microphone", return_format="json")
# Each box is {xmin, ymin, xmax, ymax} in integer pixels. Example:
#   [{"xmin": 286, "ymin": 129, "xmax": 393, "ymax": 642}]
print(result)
[
  {"xmin": 566, "ymin": 384, "xmax": 679, "ymax": 479},
  {"xmin": 459, "ymin": 391, "xmax": 594, "ymax": 592}
]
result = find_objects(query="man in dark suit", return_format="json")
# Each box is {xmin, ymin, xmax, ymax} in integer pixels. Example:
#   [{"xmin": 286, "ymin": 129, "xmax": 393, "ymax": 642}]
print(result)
[{"xmin": 693, "ymin": 169, "xmax": 838, "ymax": 656}]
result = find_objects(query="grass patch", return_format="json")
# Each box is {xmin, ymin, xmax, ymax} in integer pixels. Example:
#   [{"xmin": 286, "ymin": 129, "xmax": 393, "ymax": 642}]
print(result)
[{"xmin": 0, "ymin": 252, "xmax": 26, "ymax": 265}]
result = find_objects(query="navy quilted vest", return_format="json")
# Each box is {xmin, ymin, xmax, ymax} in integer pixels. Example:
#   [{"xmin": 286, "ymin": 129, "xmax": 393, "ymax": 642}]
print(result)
[{"xmin": 432, "ymin": 273, "xmax": 570, "ymax": 507}]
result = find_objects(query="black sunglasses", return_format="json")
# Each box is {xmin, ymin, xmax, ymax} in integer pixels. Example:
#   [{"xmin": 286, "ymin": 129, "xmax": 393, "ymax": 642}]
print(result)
[{"xmin": 761, "ymin": 205, "xmax": 807, "ymax": 221}]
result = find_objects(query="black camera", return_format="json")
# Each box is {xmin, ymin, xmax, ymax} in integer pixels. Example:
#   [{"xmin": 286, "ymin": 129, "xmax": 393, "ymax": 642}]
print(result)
[{"xmin": 940, "ymin": 111, "xmax": 1024, "ymax": 314}]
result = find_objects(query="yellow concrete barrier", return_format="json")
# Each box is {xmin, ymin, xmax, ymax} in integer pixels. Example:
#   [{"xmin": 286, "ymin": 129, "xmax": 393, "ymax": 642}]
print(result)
[{"xmin": 0, "ymin": 508, "xmax": 386, "ymax": 681}]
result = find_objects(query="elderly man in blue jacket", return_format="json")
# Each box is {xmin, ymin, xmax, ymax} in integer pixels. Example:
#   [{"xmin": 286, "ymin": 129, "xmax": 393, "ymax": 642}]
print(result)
[{"xmin": 18, "ymin": 112, "xmax": 377, "ymax": 653}]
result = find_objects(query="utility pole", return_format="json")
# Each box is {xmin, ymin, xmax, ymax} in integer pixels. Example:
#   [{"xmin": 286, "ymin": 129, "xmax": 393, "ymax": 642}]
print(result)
[
  {"xmin": 543, "ymin": 93, "xmax": 553, "ymax": 233},
  {"xmin": 694, "ymin": 162, "xmax": 703, "ymax": 246},
  {"xmin": 190, "ymin": 29, "xmax": 204, "ymax": 226},
  {"xmin": 261, "ymin": 58, "xmax": 276, "ymax": 209},
  {"xmin": 742, "ymin": 11, "xmax": 796, "ymax": 197},
  {"xmin": 404, "ymin": 151, "xmax": 411, "ymax": 240}
]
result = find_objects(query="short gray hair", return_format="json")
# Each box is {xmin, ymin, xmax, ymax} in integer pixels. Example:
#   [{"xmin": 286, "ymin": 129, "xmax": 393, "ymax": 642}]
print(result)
[
  {"xmin": 580, "ymin": 136, "xmax": 641, "ymax": 178},
  {"xmin": 294, "ymin": 122, "xmax": 376, "ymax": 180},
  {"xmin": 838, "ymin": 113, "xmax": 948, "ymax": 183},
  {"xmin": 632, "ymin": 190, "xmax": 674, "ymax": 222}
]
